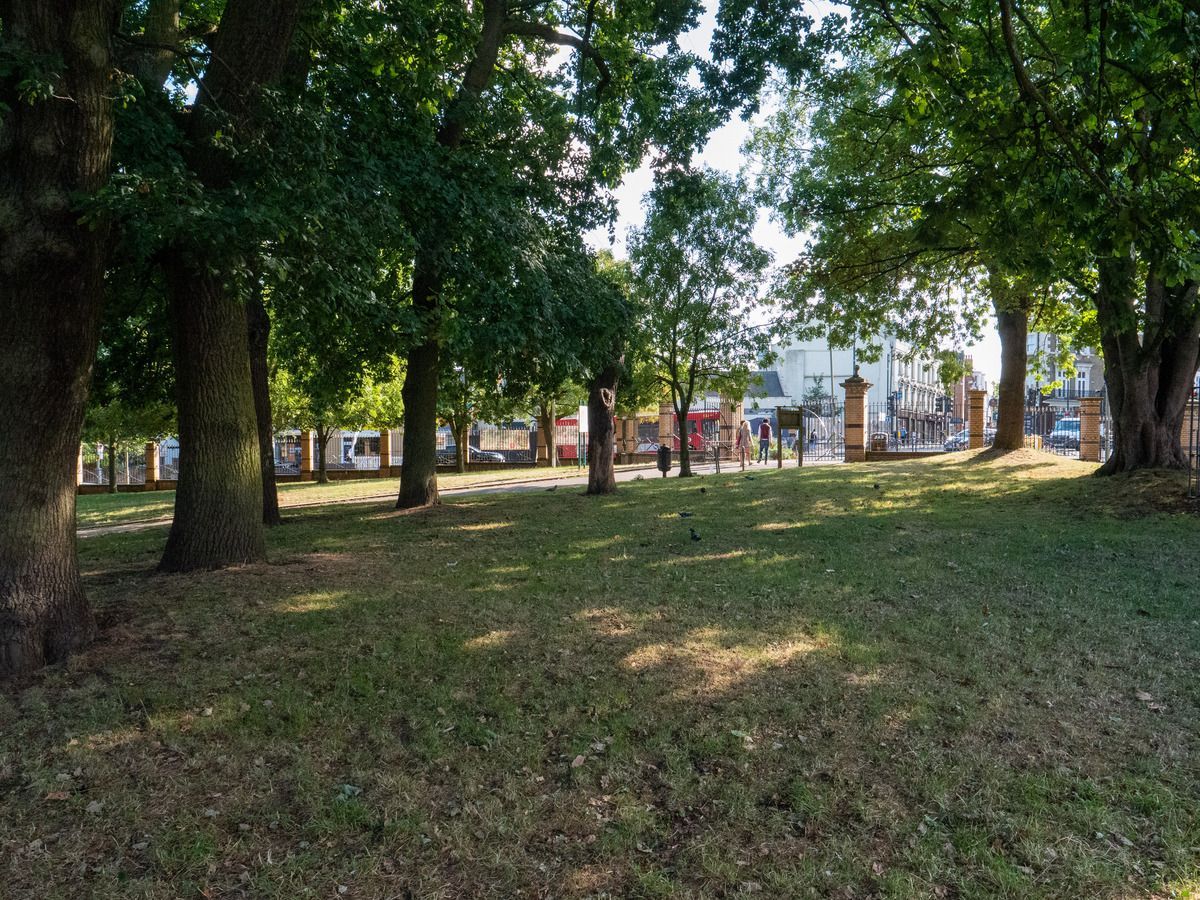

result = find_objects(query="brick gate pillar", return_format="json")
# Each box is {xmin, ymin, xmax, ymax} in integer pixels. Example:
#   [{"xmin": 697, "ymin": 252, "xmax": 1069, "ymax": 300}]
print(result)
[
  {"xmin": 658, "ymin": 402, "xmax": 675, "ymax": 448},
  {"xmin": 299, "ymin": 429, "xmax": 314, "ymax": 480},
  {"xmin": 144, "ymin": 441, "xmax": 159, "ymax": 489},
  {"xmin": 1079, "ymin": 397, "xmax": 1101, "ymax": 462},
  {"xmin": 619, "ymin": 417, "xmax": 638, "ymax": 462},
  {"xmin": 378, "ymin": 428, "xmax": 392, "ymax": 476},
  {"xmin": 968, "ymin": 389, "xmax": 987, "ymax": 449},
  {"xmin": 719, "ymin": 397, "xmax": 743, "ymax": 460},
  {"xmin": 840, "ymin": 371, "xmax": 872, "ymax": 462}
]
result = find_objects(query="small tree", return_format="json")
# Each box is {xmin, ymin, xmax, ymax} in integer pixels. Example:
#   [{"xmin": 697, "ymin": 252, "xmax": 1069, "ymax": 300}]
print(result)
[
  {"xmin": 630, "ymin": 168, "xmax": 773, "ymax": 476},
  {"xmin": 82, "ymin": 401, "xmax": 175, "ymax": 493}
]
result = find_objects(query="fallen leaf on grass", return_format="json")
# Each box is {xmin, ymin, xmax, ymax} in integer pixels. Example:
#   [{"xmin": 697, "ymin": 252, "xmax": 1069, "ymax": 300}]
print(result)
[
  {"xmin": 571, "ymin": 755, "xmax": 587, "ymax": 769},
  {"xmin": 44, "ymin": 791, "xmax": 70, "ymax": 802},
  {"xmin": 1135, "ymin": 690, "xmax": 1154, "ymax": 702}
]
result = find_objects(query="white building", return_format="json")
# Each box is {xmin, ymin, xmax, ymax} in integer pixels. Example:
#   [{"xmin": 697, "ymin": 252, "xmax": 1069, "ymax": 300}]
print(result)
[
  {"xmin": 745, "ymin": 334, "xmax": 952, "ymax": 439},
  {"xmin": 1025, "ymin": 332, "xmax": 1104, "ymax": 405}
]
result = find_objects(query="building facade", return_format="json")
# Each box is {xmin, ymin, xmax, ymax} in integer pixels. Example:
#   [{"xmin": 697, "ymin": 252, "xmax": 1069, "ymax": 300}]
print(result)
[
  {"xmin": 1025, "ymin": 332, "xmax": 1105, "ymax": 407},
  {"xmin": 745, "ymin": 334, "xmax": 954, "ymax": 442}
]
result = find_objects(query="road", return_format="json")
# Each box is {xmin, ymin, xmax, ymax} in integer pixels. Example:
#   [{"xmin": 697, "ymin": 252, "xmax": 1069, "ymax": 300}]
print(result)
[{"xmin": 76, "ymin": 456, "xmax": 826, "ymax": 539}]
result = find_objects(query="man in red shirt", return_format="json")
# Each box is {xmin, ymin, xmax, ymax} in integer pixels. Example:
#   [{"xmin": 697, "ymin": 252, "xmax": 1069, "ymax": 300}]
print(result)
[{"xmin": 757, "ymin": 419, "xmax": 772, "ymax": 463}]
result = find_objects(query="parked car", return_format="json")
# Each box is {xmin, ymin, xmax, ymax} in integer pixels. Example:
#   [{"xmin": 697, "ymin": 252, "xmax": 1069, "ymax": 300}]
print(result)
[
  {"xmin": 436, "ymin": 445, "xmax": 507, "ymax": 465},
  {"xmin": 1045, "ymin": 417, "xmax": 1081, "ymax": 450},
  {"xmin": 944, "ymin": 428, "xmax": 996, "ymax": 451}
]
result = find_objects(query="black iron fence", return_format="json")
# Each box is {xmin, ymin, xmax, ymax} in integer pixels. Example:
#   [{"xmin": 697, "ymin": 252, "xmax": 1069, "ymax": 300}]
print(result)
[
  {"xmin": 866, "ymin": 402, "xmax": 954, "ymax": 452},
  {"xmin": 1022, "ymin": 390, "xmax": 1112, "ymax": 460}
]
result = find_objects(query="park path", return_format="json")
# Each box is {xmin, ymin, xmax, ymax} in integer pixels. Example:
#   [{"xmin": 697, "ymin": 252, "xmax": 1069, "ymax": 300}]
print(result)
[{"xmin": 76, "ymin": 456, "xmax": 818, "ymax": 540}]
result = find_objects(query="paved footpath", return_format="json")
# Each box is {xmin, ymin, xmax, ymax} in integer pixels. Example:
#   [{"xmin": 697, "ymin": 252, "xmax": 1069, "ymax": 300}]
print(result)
[{"xmin": 77, "ymin": 457, "xmax": 824, "ymax": 539}]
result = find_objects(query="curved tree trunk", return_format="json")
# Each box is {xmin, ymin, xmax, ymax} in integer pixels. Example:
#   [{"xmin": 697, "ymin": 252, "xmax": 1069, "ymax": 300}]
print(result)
[
  {"xmin": 586, "ymin": 361, "xmax": 621, "ymax": 494},
  {"xmin": 160, "ymin": 267, "xmax": 266, "ymax": 571},
  {"xmin": 993, "ymin": 303, "xmax": 1029, "ymax": 451},
  {"xmin": 0, "ymin": 0, "xmax": 117, "ymax": 678},
  {"xmin": 1096, "ymin": 263, "xmax": 1200, "ymax": 474},
  {"xmin": 246, "ymin": 290, "xmax": 281, "ymax": 526}
]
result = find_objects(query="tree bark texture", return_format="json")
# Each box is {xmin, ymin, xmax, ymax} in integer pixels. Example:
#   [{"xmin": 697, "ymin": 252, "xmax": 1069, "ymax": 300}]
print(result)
[
  {"xmin": 0, "ymin": 0, "xmax": 119, "ymax": 677},
  {"xmin": 1096, "ymin": 261, "xmax": 1200, "ymax": 474},
  {"xmin": 160, "ymin": 268, "xmax": 266, "ymax": 570},
  {"xmin": 246, "ymin": 291, "xmax": 281, "ymax": 525},
  {"xmin": 398, "ymin": 289, "xmax": 441, "ymax": 507},
  {"xmin": 586, "ymin": 362, "xmax": 621, "ymax": 494},
  {"xmin": 993, "ymin": 303, "xmax": 1029, "ymax": 451},
  {"xmin": 161, "ymin": 0, "xmax": 302, "ymax": 568}
]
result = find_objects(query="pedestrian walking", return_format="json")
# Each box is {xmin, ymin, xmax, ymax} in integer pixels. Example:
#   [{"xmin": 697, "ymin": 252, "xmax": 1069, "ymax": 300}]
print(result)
[
  {"xmin": 757, "ymin": 418, "xmax": 772, "ymax": 463},
  {"xmin": 736, "ymin": 419, "xmax": 752, "ymax": 469}
]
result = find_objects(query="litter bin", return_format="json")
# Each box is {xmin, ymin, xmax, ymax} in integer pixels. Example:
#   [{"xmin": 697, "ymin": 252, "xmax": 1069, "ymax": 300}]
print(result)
[
  {"xmin": 870, "ymin": 432, "xmax": 889, "ymax": 452},
  {"xmin": 656, "ymin": 443, "xmax": 672, "ymax": 477}
]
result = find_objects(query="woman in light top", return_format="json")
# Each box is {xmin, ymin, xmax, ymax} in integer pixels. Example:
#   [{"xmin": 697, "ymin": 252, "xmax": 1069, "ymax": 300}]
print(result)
[{"xmin": 736, "ymin": 419, "xmax": 753, "ymax": 469}]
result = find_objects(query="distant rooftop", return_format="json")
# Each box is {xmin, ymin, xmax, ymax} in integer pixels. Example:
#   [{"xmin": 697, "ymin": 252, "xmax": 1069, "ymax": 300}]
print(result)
[{"xmin": 746, "ymin": 371, "xmax": 786, "ymax": 398}]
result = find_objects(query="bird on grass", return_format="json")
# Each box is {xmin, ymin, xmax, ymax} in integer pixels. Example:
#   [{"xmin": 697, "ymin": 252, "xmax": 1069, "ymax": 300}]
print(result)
[
  {"xmin": 678, "ymin": 511, "xmax": 694, "ymax": 518},
  {"xmin": 699, "ymin": 487, "xmax": 707, "ymax": 494},
  {"xmin": 689, "ymin": 527, "xmax": 701, "ymax": 542},
  {"xmin": 545, "ymin": 484, "xmax": 558, "ymax": 492},
  {"xmin": 873, "ymin": 483, "xmax": 881, "ymax": 490}
]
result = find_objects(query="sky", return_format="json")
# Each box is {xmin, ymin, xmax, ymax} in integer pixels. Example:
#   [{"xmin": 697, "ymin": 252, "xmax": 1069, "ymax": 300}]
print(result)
[{"xmin": 582, "ymin": 2, "xmax": 1004, "ymax": 385}]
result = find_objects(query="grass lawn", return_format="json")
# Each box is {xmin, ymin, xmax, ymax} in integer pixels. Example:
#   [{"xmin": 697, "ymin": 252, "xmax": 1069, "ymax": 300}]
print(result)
[
  {"xmin": 75, "ymin": 463, "xmax": 637, "ymax": 529},
  {"xmin": 8, "ymin": 451, "xmax": 1199, "ymax": 898}
]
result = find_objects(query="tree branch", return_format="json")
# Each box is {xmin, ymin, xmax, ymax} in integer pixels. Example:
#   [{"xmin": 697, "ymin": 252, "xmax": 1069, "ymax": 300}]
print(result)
[
  {"xmin": 503, "ymin": 19, "xmax": 611, "ymax": 95},
  {"xmin": 997, "ymin": 0, "xmax": 1111, "ymax": 198}
]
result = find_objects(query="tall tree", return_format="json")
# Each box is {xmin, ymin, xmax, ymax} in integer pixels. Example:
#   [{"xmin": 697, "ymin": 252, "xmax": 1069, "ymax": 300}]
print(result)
[
  {"xmin": 393, "ymin": 0, "xmax": 709, "ymax": 509},
  {"xmin": 730, "ymin": 0, "xmax": 1200, "ymax": 471},
  {"xmin": 995, "ymin": 0, "xmax": 1200, "ymax": 471},
  {"xmin": 0, "ymin": 1, "xmax": 119, "ymax": 677},
  {"xmin": 630, "ymin": 168, "xmax": 772, "ymax": 477},
  {"xmin": 157, "ymin": 0, "xmax": 304, "ymax": 571}
]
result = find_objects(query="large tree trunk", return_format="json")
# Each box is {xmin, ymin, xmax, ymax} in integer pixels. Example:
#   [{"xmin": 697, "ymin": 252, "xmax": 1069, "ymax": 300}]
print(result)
[
  {"xmin": 0, "ymin": 0, "xmax": 117, "ymax": 678},
  {"xmin": 993, "ymin": 303, "xmax": 1029, "ymax": 451},
  {"xmin": 246, "ymin": 291, "xmax": 281, "ymax": 525},
  {"xmin": 455, "ymin": 420, "xmax": 470, "ymax": 474},
  {"xmin": 159, "ymin": 0, "xmax": 301, "ymax": 570},
  {"xmin": 316, "ymin": 424, "xmax": 330, "ymax": 484},
  {"xmin": 160, "ymin": 268, "xmax": 266, "ymax": 570},
  {"xmin": 586, "ymin": 362, "xmax": 621, "ymax": 494},
  {"xmin": 398, "ymin": 268, "xmax": 441, "ymax": 508},
  {"xmin": 106, "ymin": 441, "xmax": 118, "ymax": 493},
  {"xmin": 1096, "ymin": 263, "xmax": 1200, "ymax": 474},
  {"xmin": 675, "ymin": 405, "xmax": 693, "ymax": 477},
  {"xmin": 538, "ymin": 401, "xmax": 559, "ymax": 467}
]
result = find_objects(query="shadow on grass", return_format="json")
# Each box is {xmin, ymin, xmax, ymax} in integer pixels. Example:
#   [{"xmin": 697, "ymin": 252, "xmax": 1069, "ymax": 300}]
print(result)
[{"xmin": 6, "ymin": 454, "xmax": 1198, "ymax": 898}]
